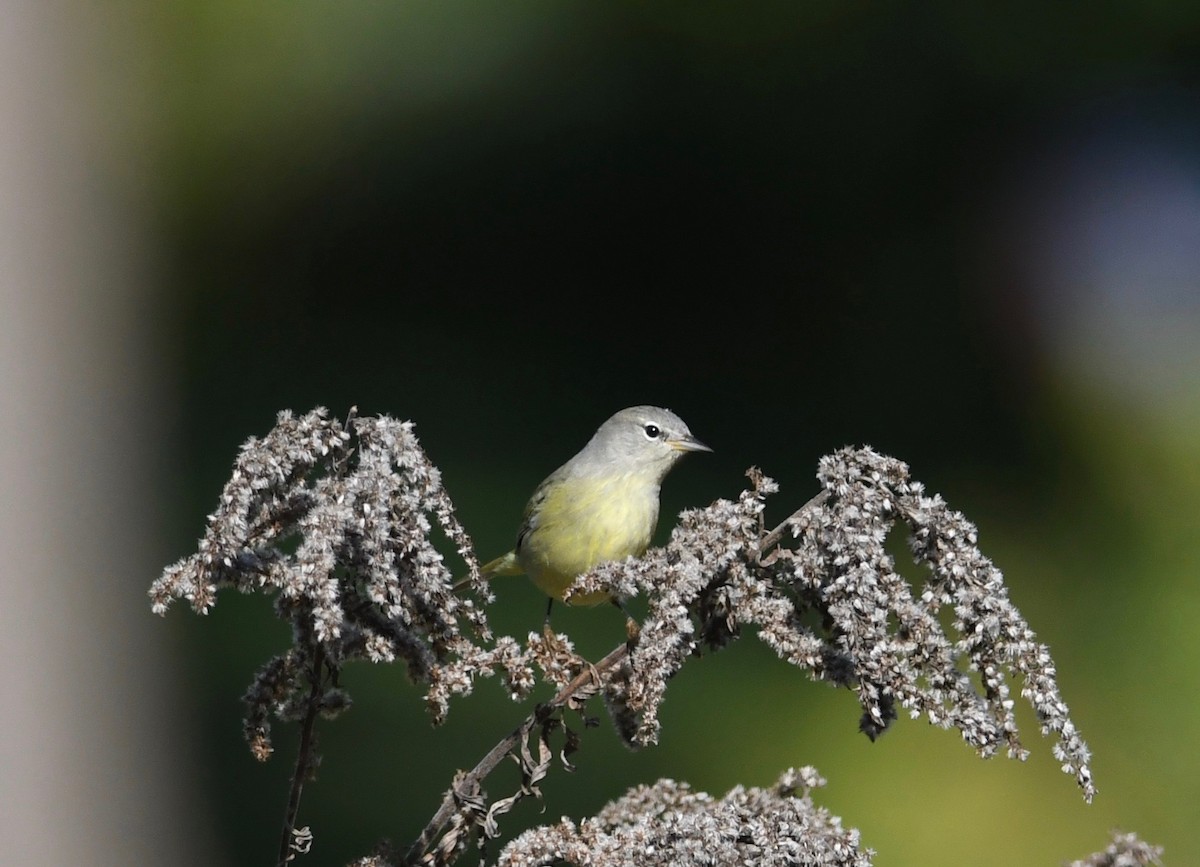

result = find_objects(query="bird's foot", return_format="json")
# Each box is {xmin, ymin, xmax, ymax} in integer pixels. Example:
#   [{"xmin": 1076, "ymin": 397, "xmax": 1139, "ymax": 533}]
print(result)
[{"xmin": 624, "ymin": 614, "xmax": 641, "ymax": 647}]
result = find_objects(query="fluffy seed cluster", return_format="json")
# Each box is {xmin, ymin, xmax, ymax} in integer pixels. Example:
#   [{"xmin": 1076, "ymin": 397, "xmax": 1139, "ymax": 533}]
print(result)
[
  {"xmin": 150, "ymin": 407, "xmax": 488, "ymax": 649},
  {"xmin": 495, "ymin": 767, "xmax": 872, "ymax": 867},
  {"xmin": 1067, "ymin": 832, "xmax": 1164, "ymax": 867},
  {"xmin": 150, "ymin": 408, "xmax": 528, "ymax": 752},
  {"xmin": 152, "ymin": 408, "xmax": 1097, "ymax": 852},
  {"xmin": 569, "ymin": 449, "xmax": 1094, "ymax": 801},
  {"xmin": 803, "ymin": 448, "xmax": 1093, "ymax": 799}
]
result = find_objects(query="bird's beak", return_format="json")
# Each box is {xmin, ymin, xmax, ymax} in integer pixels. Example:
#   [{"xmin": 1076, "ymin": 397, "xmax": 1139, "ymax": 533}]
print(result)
[{"xmin": 669, "ymin": 434, "xmax": 713, "ymax": 454}]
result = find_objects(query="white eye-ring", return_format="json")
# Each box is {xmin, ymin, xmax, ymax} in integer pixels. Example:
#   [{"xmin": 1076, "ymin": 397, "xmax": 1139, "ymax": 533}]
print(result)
[{"xmin": 643, "ymin": 423, "xmax": 662, "ymax": 440}]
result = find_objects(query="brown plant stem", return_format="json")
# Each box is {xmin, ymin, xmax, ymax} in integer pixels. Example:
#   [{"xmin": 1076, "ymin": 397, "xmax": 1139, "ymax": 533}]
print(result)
[
  {"xmin": 278, "ymin": 644, "xmax": 325, "ymax": 867},
  {"xmin": 756, "ymin": 489, "xmax": 830, "ymax": 558},
  {"xmin": 403, "ymin": 642, "xmax": 630, "ymax": 865}
]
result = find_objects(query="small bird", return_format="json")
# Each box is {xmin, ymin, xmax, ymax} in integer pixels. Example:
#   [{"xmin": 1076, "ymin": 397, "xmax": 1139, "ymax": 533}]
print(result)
[{"xmin": 478, "ymin": 406, "xmax": 711, "ymax": 615}]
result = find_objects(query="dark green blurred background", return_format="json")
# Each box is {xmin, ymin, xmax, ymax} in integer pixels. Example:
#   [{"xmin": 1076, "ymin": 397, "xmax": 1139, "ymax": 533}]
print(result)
[{"xmin": 25, "ymin": 2, "xmax": 1200, "ymax": 865}]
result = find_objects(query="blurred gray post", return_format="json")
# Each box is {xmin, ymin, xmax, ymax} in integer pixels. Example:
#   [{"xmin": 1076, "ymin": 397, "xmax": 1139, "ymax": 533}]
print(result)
[{"xmin": 0, "ymin": 3, "xmax": 213, "ymax": 864}]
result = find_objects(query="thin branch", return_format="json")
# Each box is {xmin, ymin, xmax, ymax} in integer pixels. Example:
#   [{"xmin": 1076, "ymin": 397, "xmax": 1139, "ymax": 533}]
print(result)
[
  {"xmin": 278, "ymin": 644, "xmax": 325, "ymax": 867},
  {"xmin": 404, "ymin": 643, "xmax": 629, "ymax": 865},
  {"xmin": 755, "ymin": 489, "xmax": 830, "ymax": 559}
]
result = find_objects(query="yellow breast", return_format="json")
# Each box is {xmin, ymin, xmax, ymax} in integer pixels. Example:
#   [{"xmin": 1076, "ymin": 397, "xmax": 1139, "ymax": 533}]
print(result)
[{"xmin": 517, "ymin": 473, "xmax": 659, "ymax": 605}]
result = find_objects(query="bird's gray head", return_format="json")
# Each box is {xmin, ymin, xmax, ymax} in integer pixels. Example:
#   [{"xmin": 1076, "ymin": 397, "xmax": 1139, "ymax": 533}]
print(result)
[{"xmin": 575, "ymin": 405, "xmax": 711, "ymax": 480}]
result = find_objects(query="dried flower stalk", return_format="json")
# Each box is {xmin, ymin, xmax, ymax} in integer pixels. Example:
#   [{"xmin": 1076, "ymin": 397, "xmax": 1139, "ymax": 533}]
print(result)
[{"xmin": 152, "ymin": 410, "xmax": 1101, "ymax": 867}]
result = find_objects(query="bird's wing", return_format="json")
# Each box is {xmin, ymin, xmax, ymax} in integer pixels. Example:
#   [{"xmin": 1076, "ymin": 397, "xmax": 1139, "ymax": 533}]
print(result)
[{"xmin": 517, "ymin": 467, "xmax": 566, "ymax": 548}]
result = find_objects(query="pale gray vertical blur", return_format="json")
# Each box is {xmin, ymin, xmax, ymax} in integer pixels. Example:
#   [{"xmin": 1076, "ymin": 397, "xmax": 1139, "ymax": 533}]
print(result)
[{"xmin": 0, "ymin": 2, "xmax": 213, "ymax": 864}]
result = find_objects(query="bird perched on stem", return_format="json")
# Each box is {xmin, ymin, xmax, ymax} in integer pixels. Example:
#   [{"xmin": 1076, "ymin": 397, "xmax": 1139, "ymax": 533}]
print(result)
[{"xmin": 476, "ymin": 406, "xmax": 711, "ymax": 619}]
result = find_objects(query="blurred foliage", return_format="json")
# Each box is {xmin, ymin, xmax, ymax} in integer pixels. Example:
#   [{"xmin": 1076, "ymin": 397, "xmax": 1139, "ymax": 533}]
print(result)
[{"xmin": 146, "ymin": 3, "xmax": 1200, "ymax": 864}]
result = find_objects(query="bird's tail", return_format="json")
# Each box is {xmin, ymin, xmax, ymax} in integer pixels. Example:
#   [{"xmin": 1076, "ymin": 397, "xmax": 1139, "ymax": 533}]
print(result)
[{"xmin": 453, "ymin": 550, "xmax": 522, "ymax": 593}]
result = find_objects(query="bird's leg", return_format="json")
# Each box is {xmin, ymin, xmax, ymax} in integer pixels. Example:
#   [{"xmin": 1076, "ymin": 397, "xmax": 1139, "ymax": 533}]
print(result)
[
  {"xmin": 541, "ymin": 597, "xmax": 555, "ymax": 643},
  {"xmin": 541, "ymin": 598, "xmax": 574, "ymax": 658},
  {"xmin": 611, "ymin": 598, "xmax": 641, "ymax": 646}
]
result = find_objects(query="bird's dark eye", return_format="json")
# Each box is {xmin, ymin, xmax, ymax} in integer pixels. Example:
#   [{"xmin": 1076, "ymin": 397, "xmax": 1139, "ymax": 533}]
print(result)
[{"xmin": 643, "ymin": 424, "xmax": 661, "ymax": 439}]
